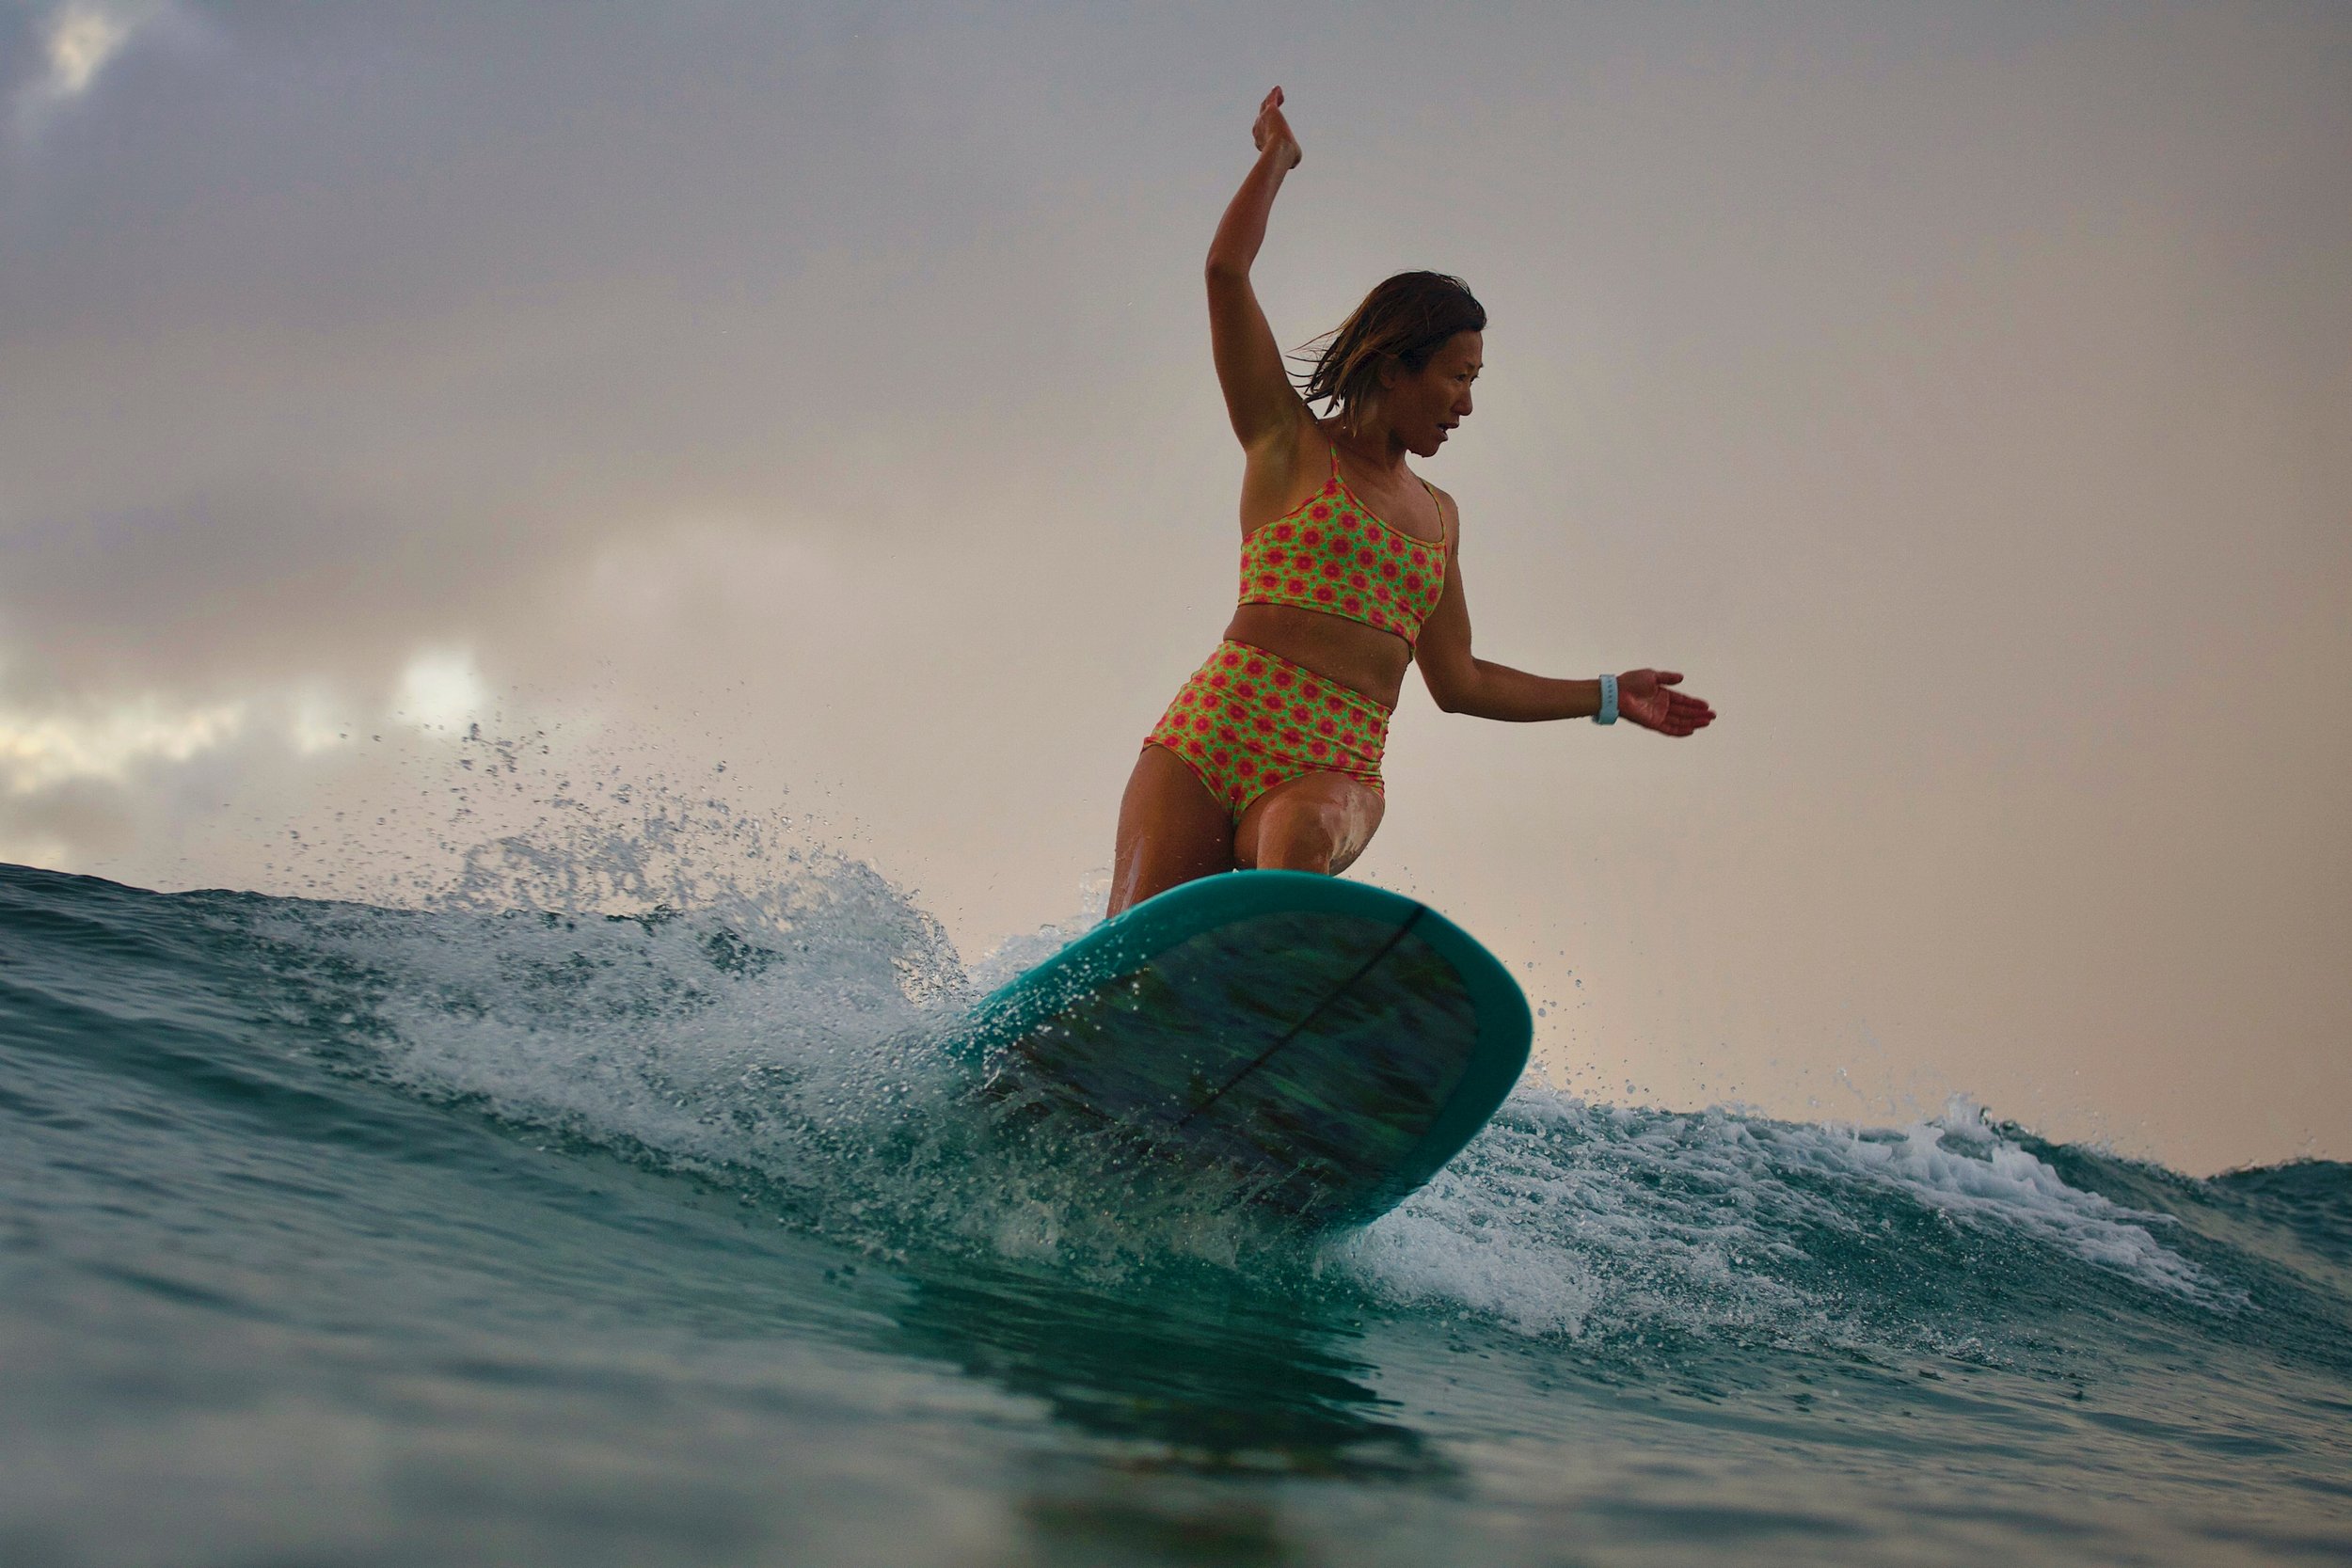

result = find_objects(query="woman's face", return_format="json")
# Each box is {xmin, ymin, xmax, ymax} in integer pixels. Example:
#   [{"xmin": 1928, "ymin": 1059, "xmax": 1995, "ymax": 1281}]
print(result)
[{"xmin": 1386, "ymin": 331, "xmax": 1482, "ymax": 458}]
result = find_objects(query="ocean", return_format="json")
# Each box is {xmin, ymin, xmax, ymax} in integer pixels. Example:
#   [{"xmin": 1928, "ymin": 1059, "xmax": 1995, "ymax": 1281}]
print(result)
[{"xmin": 4, "ymin": 854, "xmax": 2347, "ymax": 1566}]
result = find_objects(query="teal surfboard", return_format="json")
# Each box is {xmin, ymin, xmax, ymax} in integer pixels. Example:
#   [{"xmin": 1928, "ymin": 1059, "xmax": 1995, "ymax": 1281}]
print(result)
[{"xmin": 951, "ymin": 871, "xmax": 1532, "ymax": 1228}]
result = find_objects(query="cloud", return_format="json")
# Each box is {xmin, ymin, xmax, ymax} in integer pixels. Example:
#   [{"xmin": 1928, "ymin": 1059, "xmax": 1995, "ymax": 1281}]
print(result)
[
  {"xmin": 0, "ymin": 690, "xmax": 246, "ymax": 795},
  {"xmin": 0, "ymin": 655, "xmax": 492, "ymax": 886},
  {"xmin": 0, "ymin": 642, "xmax": 492, "ymax": 800},
  {"xmin": 10, "ymin": 0, "xmax": 164, "ymax": 130},
  {"xmin": 42, "ymin": 4, "xmax": 130, "ymax": 97}
]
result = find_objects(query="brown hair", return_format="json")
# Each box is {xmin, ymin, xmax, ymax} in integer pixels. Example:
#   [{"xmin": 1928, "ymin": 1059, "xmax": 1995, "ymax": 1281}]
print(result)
[{"xmin": 1295, "ymin": 271, "xmax": 1486, "ymax": 417}]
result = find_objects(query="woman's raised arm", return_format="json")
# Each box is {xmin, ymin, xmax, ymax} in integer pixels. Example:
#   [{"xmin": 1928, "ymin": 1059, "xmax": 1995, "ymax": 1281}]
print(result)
[{"xmin": 1206, "ymin": 88, "xmax": 1312, "ymax": 454}]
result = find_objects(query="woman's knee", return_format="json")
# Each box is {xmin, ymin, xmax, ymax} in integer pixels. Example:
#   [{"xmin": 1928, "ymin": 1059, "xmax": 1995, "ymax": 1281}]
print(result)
[{"xmin": 1244, "ymin": 796, "xmax": 1344, "ymax": 871}]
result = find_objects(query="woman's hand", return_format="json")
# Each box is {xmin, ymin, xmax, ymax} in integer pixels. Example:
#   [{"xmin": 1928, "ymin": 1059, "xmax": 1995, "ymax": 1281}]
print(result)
[
  {"xmin": 1252, "ymin": 86, "xmax": 1302, "ymax": 169},
  {"xmin": 1617, "ymin": 670, "xmax": 1716, "ymax": 736}
]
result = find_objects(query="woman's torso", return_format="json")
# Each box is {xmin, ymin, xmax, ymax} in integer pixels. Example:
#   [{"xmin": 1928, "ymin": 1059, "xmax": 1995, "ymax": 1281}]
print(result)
[{"xmin": 1220, "ymin": 422, "xmax": 1447, "ymax": 709}]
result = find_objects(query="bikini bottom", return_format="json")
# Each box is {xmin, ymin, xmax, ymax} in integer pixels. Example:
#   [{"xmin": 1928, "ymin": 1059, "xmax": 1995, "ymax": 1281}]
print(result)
[{"xmin": 1143, "ymin": 640, "xmax": 1389, "ymax": 824}]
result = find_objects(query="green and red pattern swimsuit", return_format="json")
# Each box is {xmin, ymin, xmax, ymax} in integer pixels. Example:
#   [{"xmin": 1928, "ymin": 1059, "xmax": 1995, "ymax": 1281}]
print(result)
[{"xmin": 1146, "ymin": 443, "xmax": 1448, "ymax": 820}]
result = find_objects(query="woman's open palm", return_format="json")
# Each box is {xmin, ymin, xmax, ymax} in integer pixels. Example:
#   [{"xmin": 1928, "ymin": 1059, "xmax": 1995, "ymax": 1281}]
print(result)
[{"xmin": 1618, "ymin": 670, "xmax": 1716, "ymax": 736}]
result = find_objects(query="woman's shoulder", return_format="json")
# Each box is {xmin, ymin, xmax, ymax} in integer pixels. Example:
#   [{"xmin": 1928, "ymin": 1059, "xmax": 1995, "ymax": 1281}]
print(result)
[{"xmin": 1416, "ymin": 474, "xmax": 1460, "ymax": 539}]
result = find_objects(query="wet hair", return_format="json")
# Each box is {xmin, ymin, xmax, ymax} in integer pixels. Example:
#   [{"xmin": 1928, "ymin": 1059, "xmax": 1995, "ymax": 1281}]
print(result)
[{"xmin": 1295, "ymin": 272, "xmax": 1486, "ymax": 417}]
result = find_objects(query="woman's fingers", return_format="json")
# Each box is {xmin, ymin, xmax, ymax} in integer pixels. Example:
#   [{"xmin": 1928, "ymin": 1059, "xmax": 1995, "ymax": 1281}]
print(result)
[
  {"xmin": 1632, "ymin": 685, "xmax": 1716, "ymax": 736},
  {"xmin": 1616, "ymin": 668, "xmax": 1716, "ymax": 735}
]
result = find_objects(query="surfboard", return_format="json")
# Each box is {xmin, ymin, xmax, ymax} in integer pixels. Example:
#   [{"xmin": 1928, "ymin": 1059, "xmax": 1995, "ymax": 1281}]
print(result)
[{"xmin": 949, "ymin": 870, "xmax": 1532, "ymax": 1228}]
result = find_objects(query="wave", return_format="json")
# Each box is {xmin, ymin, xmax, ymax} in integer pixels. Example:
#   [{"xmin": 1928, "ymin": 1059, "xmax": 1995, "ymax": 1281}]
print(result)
[{"xmin": 6, "ymin": 852, "xmax": 2344, "ymax": 1384}]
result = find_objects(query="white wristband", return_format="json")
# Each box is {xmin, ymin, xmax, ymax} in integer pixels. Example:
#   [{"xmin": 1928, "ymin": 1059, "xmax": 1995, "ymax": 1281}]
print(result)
[{"xmin": 1595, "ymin": 673, "xmax": 1618, "ymax": 725}]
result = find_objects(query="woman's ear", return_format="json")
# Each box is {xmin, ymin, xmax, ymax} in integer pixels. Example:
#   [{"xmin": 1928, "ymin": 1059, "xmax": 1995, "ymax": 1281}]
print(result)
[{"xmin": 1375, "ymin": 354, "xmax": 1402, "ymax": 390}]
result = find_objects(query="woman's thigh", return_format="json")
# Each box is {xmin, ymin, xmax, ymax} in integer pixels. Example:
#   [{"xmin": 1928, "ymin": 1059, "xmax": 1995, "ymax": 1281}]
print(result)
[
  {"xmin": 1234, "ymin": 771, "xmax": 1385, "ymax": 876},
  {"xmin": 1109, "ymin": 744, "xmax": 1234, "ymax": 915}
]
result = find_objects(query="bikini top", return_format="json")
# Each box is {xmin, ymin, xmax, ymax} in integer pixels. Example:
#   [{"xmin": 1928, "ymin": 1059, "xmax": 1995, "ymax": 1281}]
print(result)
[{"xmin": 1236, "ymin": 444, "xmax": 1449, "ymax": 647}]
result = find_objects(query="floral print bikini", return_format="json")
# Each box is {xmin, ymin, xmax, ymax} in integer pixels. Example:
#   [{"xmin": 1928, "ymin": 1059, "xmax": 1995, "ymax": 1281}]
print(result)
[{"xmin": 1146, "ymin": 442, "xmax": 1449, "ymax": 820}]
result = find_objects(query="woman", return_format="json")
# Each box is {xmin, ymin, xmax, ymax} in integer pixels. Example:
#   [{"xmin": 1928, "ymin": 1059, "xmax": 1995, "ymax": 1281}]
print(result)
[{"xmin": 1110, "ymin": 87, "xmax": 1716, "ymax": 916}]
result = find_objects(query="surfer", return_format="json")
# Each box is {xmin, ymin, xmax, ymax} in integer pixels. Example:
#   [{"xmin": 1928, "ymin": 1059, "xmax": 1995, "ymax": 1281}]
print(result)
[{"xmin": 1111, "ymin": 87, "xmax": 1717, "ymax": 916}]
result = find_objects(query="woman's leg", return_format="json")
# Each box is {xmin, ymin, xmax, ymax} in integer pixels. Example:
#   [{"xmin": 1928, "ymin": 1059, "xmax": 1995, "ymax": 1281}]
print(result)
[
  {"xmin": 1109, "ymin": 744, "xmax": 1235, "ymax": 916},
  {"xmin": 1235, "ymin": 772, "xmax": 1385, "ymax": 876}
]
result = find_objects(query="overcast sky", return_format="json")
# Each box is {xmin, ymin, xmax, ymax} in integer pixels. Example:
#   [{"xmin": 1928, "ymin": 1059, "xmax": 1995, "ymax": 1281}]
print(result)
[{"xmin": 5, "ymin": 0, "xmax": 2346, "ymax": 1172}]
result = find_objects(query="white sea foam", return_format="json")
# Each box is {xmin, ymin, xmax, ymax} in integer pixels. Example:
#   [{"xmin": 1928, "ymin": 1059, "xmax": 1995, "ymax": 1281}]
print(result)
[
  {"xmin": 1758, "ymin": 1106, "xmax": 2214, "ymax": 1297},
  {"xmin": 262, "ymin": 803, "xmax": 978, "ymax": 1219},
  {"xmin": 1338, "ymin": 1082, "xmax": 2223, "ymax": 1344},
  {"xmin": 1336, "ymin": 1091, "xmax": 1820, "ymax": 1340}
]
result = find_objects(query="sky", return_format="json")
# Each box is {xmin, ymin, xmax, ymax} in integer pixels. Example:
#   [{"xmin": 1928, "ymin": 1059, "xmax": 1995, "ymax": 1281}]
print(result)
[{"xmin": 3, "ymin": 0, "xmax": 2345, "ymax": 1174}]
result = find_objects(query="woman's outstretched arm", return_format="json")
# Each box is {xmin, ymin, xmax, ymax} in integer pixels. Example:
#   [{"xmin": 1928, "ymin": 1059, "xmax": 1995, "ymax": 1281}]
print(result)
[
  {"xmin": 1207, "ymin": 87, "xmax": 1311, "ymax": 454},
  {"xmin": 1416, "ymin": 498, "xmax": 1717, "ymax": 736}
]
